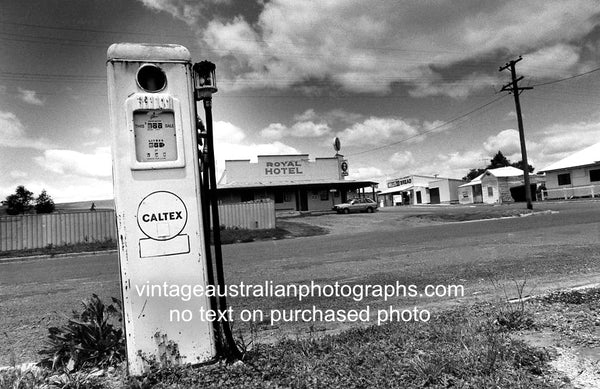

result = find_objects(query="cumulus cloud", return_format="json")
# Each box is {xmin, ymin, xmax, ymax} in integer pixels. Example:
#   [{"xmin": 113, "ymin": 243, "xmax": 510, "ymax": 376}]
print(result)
[
  {"xmin": 0, "ymin": 111, "xmax": 55, "ymax": 149},
  {"xmin": 260, "ymin": 123, "xmax": 287, "ymax": 140},
  {"xmin": 389, "ymin": 151, "xmax": 415, "ymax": 167},
  {"xmin": 17, "ymin": 88, "xmax": 44, "ymax": 106},
  {"xmin": 533, "ymin": 120, "xmax": 600, "ymax": 169},
  {"xmin": 483, "ymin": 129, "xmax": 523, "ymax": 157},
  {"xmin": 34, "ymin": 147, "xmax": 112, "ymax": 178},
  {"xmin": 9, "ymin": 171, "xmax": 28, "ymax": 179},
  {"xmin": 136, "ymin": 1, "xmax": 599, "ymax": 96},
  {"xmin": 193, "ymin": 0, "xmax": 600, "ymax": 95},
  {"xmin": 444, "ymin": 150, "xmax": 488, "ymax": 171},
  {"xmin": 518, "ymin": 44, "xmax": 583, "ymax": 79},
  {"xmin": 137, "ymin": 0, "xmax": 227, "ymax": 25},
  {"xmin": 409, "ymin": 73, "xmax": 500, "ymax": 99},
  {"xmin": 347, "ymin": 166, "xmax": 385, "ymax": 181},
  {"xmin": 213, "ymin": 121, "xmax": 300, "ymax": 174},
  {"xmin": 215, "ymin": 120, "xmax": 247, "ymax": 143},
  {"xmin": 337, "ymin": 117, "xmax": 421, "ymax": 146},
  {"xmin": 260, "ymin": 121, "xmax": 331, "ymax": 140}
]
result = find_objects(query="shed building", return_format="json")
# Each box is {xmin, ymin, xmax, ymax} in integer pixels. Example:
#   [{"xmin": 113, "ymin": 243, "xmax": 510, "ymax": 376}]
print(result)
[{"xmin": 458, "ymin": 166, "xmax": 532, "ymax": 204}]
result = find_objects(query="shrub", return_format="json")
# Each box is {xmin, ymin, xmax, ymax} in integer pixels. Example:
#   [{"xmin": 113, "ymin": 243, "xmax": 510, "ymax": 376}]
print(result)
[{"xmin": 38, "ymin": 294, "xmax": 125, "ymax": 371}]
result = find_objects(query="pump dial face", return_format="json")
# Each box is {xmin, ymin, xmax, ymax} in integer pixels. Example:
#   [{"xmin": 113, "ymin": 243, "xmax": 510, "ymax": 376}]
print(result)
[{"xmin": 133, "ymin": 110, "xmax": 177, "ymax": 162}]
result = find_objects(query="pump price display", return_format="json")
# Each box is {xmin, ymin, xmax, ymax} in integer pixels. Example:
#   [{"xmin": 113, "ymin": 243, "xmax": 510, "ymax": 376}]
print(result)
[{"xmin": 133, "ymin": 110, "xmax": 177, "ymax": 162}]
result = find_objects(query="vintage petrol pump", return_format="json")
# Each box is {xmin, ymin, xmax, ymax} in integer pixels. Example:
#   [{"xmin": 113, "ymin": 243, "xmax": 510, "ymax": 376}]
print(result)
[{"xmin": 107, "ymin": 43, "xmax": 216, "ymax": 375}]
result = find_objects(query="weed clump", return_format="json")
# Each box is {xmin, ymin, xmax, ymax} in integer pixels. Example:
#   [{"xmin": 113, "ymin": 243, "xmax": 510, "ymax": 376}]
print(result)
[{"xmin": 38, "ymin": 294, "xmax": 125, "ymax": 372}]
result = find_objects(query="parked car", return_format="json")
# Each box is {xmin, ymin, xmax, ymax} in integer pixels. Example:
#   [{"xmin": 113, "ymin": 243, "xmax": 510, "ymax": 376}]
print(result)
[{"xmin": 333, "ymin": 198, "xmax": 378, "ymax": 214}]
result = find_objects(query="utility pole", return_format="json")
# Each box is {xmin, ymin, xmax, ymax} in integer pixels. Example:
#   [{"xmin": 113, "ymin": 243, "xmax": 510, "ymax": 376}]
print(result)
[{"xmin": 500, "ymin": 56, "xmax": 533, "ymax": 210}]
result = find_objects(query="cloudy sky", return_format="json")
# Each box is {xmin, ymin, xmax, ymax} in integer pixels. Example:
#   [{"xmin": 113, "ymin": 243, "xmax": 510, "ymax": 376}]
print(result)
[{"xmin": 2, "ymin": 0, "xmax": 600, "ymax": 202}]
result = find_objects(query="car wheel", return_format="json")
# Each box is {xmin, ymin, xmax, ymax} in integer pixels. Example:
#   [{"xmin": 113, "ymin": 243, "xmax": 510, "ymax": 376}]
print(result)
[
  {"xmin": 366, "ymin": 207, "xmax": 373, "ymax": 213},
  {"xmin": 343, "ymin": 208, "xmax": 350, "ymax": 214}
]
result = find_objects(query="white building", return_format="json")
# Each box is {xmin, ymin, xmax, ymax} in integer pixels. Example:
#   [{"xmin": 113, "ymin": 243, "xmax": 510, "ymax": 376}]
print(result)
[
  {"xmin": 217, "ymin": 154, "xmax": 376, "ymax": 212},
  {"xmin": 539, "ymin": 142, "xmax": 600, "ymax": 199},
  {"xmin": 458, "ymin": 166, "xmax": 537, "ymax": 204},
  {"xmin": 379, "ymin": 175, "xmax": 462, "ymax": 206}
]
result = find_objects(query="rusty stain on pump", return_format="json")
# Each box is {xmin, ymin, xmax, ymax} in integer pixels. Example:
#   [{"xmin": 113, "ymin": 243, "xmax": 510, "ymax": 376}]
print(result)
[
  {"xmin": 137, "ymin": 299, "xmax": 148, "ymax": 319},
  {"xmin": 153, "ymin": 331, "xmax": 183, "ymax": 367}
]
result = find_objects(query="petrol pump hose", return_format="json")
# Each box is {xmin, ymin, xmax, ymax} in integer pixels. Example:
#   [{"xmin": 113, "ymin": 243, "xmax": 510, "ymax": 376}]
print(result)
[
  {"xmin": 197, "ymin": 101, "xmax": 242, "ymax": 361},
  {"xmin": 196, "ymin": 118, "xmax": 220, "ymax": 355}
]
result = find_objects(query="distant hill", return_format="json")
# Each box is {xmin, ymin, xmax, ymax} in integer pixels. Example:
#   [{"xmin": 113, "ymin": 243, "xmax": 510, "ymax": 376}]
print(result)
[
  {"xmin": 55, "ymin": 199, "xmax": 115, "ymax": 212},
  {"xmin": 0, "ymin": 199, "xmax": 115, "ymax": 215}
]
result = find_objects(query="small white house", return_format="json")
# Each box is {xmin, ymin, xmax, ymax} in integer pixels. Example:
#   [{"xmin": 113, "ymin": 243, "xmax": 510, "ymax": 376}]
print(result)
[
  {"xmin": 539, "ymin": 142, "xmax": 600, "ymax": 199},
  {"xmin": 458, "ymin": 166, "xmax": 526, "ymax": 204}
]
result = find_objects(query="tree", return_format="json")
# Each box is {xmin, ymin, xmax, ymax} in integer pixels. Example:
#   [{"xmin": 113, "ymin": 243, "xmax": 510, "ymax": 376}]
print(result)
[
  {"xmin": 511, "ymin": 160, "xmax": 534, "ymax": 173},
  {"xmin": 464, "ymin": 150, "xmax": 531, "ymax": 182},
  {"xmin": 35, "ymin": 189, "xmax": 55, "ymax": 214},
  {"xmin": 463, "ymin": 168, "xmax": 486, "ymax": 181},
  {"xmin": 2, "ymin": 185, "xmax": 34, "ymax": 215},
  {"xmin": 488, "ymin": 151, "xmax": 511, "ymax": 169}
]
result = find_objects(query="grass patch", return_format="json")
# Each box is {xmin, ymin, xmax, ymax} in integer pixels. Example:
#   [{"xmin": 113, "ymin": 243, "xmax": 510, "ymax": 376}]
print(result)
[
  {"xmin": 126, "ymin": 304, "xmax": 559, "ymax": 388},
  {"xmin": 218, "ymin": 220, "xmax": 328, "ymax": 245},
  {"xmin": 217, "ymin": 227, "xmax": 290, "ymax": 245},
  {"xmin": 0, "ymin": 239, "xmax": 117, "ymax": 259},
  {"xmin": 0, "ymin": 298, "xmax": 569, "ymax": 388},
  {"xmin": 405, "ymin": 208, "xmax": 535, "ymax": 223}
]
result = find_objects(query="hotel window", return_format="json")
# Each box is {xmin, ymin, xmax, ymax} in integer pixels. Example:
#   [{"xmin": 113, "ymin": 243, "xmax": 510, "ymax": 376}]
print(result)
[
  {"xmin": 320, "ymin": 191, "xmax": 329, "ymax": 201},
  {"xmin": 240, "ymin": 191, "xmax": 254, "ymax": 202},
  {"xmin": 557, "ymin": 173, "xmax": 571, "ymax": 186},
  {"xmin": 590, "ymin": 169, "xmax": 600, "ymax": 182},
  {"xmin": 275, "ymin": 191, "xmax": 284, "ymax": 203}
]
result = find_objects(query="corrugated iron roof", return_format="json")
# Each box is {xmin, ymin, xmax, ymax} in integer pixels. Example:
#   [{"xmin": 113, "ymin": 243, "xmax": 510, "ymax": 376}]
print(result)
[
  {"xmin": 458, "ymin": 166, "xmax": 523, "ymax": 187},
  {"xmin": 539, "ymin": 142, "xmax": 600, "ymax": 172},
  {"xmin": 218, "ymin": 179, "xmax": 376, "ymax": 190}
]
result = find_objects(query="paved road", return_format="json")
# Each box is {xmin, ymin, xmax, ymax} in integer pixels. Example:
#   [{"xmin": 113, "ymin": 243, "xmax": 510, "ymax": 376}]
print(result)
[
  {"xmin": 1, "ymin": 201, "xmax": 599, "ymax": 364},
  {"xmin": 3, "ymin": 202, "xmax": 598, "ymax": 287}
]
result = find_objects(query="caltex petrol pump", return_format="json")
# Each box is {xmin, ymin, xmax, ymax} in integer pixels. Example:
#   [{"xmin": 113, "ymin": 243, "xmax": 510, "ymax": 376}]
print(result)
[{"xmin": 107, "ymin": 43, "xmax": 238, "ymax": 375}]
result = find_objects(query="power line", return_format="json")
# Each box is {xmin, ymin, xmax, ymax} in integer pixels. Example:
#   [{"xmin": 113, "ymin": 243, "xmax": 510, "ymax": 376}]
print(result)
[
  {"xmin": 0, "ymin": 20, "xmax": 193, "ymax": 38},
  {"xmin": 529, "ymin": 66, "xmax": 600, "ymax": 87},
  {"xmin": 2, "ymin": 20, "xmax": 586, "ymax": 74},
  {"xmin": 348, "ymin": 94, "xmax": 508, "ymax": 157}
]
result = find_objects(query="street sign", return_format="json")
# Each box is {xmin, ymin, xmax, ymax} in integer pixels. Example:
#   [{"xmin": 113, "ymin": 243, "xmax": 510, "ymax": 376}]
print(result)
[{"xmin": 333, "ymin": 137, "xmax": 341, "ymax": 152}]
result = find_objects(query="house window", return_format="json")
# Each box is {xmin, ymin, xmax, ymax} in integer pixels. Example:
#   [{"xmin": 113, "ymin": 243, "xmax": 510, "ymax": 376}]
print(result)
[
  {"xmin": 557, "ymin": 173, "xmax": 571, "ymax": 186},
  {"xmin": 487, "ymin": 187, "xmax": 494, "ymax": 197},
  {"xmin": 320, "ymin": 191, "xmax": 329, "ymax": 201},
  {"xmin": 590, "ymin": 169, "xmax": 600, "ymax": 182},
  {"xmin": 284, "ymin": 193, "xmax": 292, "ymax": 202}
]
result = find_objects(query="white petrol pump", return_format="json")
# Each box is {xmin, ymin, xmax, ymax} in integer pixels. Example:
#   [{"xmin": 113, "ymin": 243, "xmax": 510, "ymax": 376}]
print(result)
[{"xmin": 107, "ymin": 43, "xmax": 233, "ymax": 375}]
